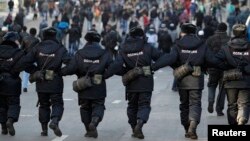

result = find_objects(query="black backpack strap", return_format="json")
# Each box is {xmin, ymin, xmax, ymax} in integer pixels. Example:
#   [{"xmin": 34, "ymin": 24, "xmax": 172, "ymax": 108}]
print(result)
[{"xmin": 40, "ymin": 46, "xmax": 62, "ymax": 71}]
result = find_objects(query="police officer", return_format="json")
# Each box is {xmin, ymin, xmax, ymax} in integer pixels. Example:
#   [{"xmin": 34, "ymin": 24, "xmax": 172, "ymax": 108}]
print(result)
[
  {"xmin": 206, "ymin": 22, "xmax": 230, "ymax": 116},
  {"xmin": 14, "ymin": 27, "xmax": 69, "ymax": 137},
  {"xmin": 214, "ymin": 24, "xmax": 250, "ymax": 125},
  {"xmin": 0, "ymin": 32, "xmax": 25, "ymax": 136},
  {"xmin": 152, "ymin": 23, "xmax": 223, "ymax": 139},
  {"xmin": 68, "ymin": 22, "xmax": 82, "ymax": 57},
  {"xmin": 61, "ymin": 31, "xmax": 113, "ymax": 138},
  {"xmin": 105, "ymin": 26, "xmax": 162, "ymax": 139}
]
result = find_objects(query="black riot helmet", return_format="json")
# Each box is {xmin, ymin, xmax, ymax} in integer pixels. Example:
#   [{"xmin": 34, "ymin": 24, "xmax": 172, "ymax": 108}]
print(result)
[
  {"xmin": 232, "ymin": 24, "xmax": 247, "ymax": 38},
  {"xmin": 180, "ymin": 23, "xmax": 197, "ymax": 34},
  {"xmin": 129, "ymin": 26, "xmax": 144, "ymax": 37},
  {"xmin": 43, "ymin": 27, "xmax": 57, "ymax": 38},
  {"xmin": 84, "ymin": 31, "xmax": 101, "ymax": 42}
]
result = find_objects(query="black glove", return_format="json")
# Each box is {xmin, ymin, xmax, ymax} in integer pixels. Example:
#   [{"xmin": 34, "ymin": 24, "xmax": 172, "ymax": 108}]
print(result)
[{"xmin": 29, "ymin": 71, "xmax": 45, "ymax": 83}]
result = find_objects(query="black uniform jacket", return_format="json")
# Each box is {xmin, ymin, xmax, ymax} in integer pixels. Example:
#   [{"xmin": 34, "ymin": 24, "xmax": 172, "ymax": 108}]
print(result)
[
  {"xmin": 61, "ymin": 42, "xmax": 113, "ymax": 99},
  {"xmin": 215, "ymin": 37, "xmax": 250, "ymax": 89},
  {"xmin": 15, "ymin": 39, "xmax": 68, "ymax": 93},
  {"xmin": 152, "ymin": 34, "xmax": 225, "ymax": 90},
  {"xmin": 0, "ymin": 41, "xmax": 25, "ymax": 95},
  {"xmin": 105, "ymin": 36, "xmax": 162, "ymax": 92}
]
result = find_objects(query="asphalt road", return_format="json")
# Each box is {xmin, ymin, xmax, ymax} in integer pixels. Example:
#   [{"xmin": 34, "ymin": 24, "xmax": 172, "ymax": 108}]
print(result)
[
  {"xmin": 2, "ymin": 66, "xmax": 247, "ymax": 141},
  {"xmin": 1, "ymin": 3, "xmax": 250, "ymax": 141}
]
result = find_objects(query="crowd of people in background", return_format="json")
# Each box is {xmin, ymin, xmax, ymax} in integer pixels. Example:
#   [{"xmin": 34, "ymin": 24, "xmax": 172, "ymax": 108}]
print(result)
[
  {"xmin": 0, "ymin": 0, "xmax": 250, "ymax": 139},
  {"xmin": 0, "ymin": 0, "xmax": 249, "ymax": 99},
  {"xmin": 2, "ymin": 0, "xmax": 250, "ymax": 45}
]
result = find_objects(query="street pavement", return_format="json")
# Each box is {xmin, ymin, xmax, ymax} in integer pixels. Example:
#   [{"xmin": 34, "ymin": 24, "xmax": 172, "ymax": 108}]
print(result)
[
  {"xmin": 2, "ymin": 66, "xmax": 249, "ymax": 141},
  {"xmin": 1, "ymin": 4, "xmax": 250, "ymax": 141}
]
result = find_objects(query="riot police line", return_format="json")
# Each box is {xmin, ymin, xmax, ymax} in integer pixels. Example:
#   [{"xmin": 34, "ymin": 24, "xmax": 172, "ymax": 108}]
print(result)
[{"xmin": 0, "ymin": 23, "xmax": 250, "ymax": 140}]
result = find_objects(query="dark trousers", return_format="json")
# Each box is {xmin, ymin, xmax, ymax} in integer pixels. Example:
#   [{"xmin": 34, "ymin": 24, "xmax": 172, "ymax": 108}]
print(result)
[
  {"xmin": 178, "ymin": 89, "xmax": 202, "ymax": 128},
  {"xmin": 127, "ymin": 92, "xmax": 152, "ymax": 128},
  {"xmin": 208, "ymin": 73, "xmax": 226, "ymax": 113},
  {"xmin": 226, "ymin": 89, "xmax": 250, "ymax": 125},
  {"xmin": 80, "ymin": 98, "xmax": 105, "ymax": 128},
  {"xmin": 0, "ymin": 95, "xmax": 21, "ymax": 123},
  {"xmin": 38, "ymin": 93, "xmax": 64, "ymax": 124},
  {"xmin": 68, "ymin": 41, "xmax": 79, "ymax": 57}
]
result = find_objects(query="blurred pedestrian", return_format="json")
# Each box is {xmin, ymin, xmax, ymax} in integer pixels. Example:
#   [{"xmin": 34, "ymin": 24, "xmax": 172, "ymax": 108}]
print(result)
[
  {"xmin": 146, "ymin": 27, "xmax": 158, "ymax": 48},
  {"xmin": 158, "ymin": 23, "xmax": 173, "ymax": 53},
  {"xmin": 8, "ymin": 0, "xmax": 14, "ymax": 12}
]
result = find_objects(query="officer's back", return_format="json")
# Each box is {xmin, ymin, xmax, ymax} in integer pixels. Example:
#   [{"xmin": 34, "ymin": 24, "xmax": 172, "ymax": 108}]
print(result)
[
  {"xmin": 219, "ymin": 24, "xmax": 250, "ymax": 88},
  {"xmin": 175, "ymin": 34, "xmax": 206, "ymax": 89},
  {"xmin": 152, "ymin": 23, "xmax": 207, "ymax": 89},
  {"xmin": 61, "ymin": 31, "xmax": 112, "ymax": 99},
  {"xmin": 0, "ymin": 32, "xmax": 24, "ymax": 95},
  {"xmin": 16, "ymin": 27, "xmax": 68, "ymax": 93},
  {"xmin": 118, "ymin": 28, "xmax": 162, "ymax": 92}
]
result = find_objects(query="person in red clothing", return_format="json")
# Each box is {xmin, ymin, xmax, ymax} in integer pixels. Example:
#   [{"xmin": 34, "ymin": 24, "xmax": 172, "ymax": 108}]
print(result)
[
  {"xmin": 185, "ymin": 0, "xmax": 191, "ymax": 15},
  {"xmin": 143, "ymin": 13, "xmax": 150, "ymax": 31}
]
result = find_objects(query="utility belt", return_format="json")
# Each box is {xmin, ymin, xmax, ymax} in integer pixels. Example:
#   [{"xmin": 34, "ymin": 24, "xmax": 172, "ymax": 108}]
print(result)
[
  {"xmin": 29, "ymin": 70, "xmax": 58, "ymax": 83},
  {"xmin": 173, "ymin": 63, "xmax": 201, "ymax": 80},
  {"xmin": 122, "ymin": 66, "xmax": 152, "ymax": 86},
  {"xmin": 73, "ymin": 74, "xmax": 103, "ymax": 93},
  {"xmin": 223, "ymin": 69, "xmax": 243, "ymax": 82}
]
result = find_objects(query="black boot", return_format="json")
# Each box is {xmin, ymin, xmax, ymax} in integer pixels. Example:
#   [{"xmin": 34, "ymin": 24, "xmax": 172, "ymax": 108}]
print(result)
[
  {"xmin": 88, "ymin": 117, "xmax": 99, "ymax": 138},
  {"xmin": 1, "ymin": 123, "xmax": 8, "ymax": 135},
  {"xmin": 84, "ymin": 123, "xmax": 91, "ymax": 137},
  {"xmin": 133, "ymin": 119, "xmax": 144, "ymax": 139},
  {"xmin": 187, "ymin": 121, "xmax": 198, "ymax": 140},
  {"xmin": 207, "ymin": 103, "xmax": 214, "ymax": 113},
  {"xmin": 216, "ymin": 111, "xmax": 224, "ymax": 116},
  {"xmin": 184, "ymin": 125, "xmax": 190, "ymax": 138},
  {"xmin": 41, "ymin": 123, "xmax": 48, "ymax": 136},
  {"xmin": 6, "ymin": 118, "xmax": 15, "ymax": 136},
  {"xmin": 130, "ymin": 125, "xmax": 136, "ymax": 137},
  {"xmin": 49, "ymin": 117, "xmax": 62, "ymax": 137}
]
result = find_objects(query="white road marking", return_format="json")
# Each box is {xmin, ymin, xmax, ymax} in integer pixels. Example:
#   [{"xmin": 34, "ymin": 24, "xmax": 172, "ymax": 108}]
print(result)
[
  {"xmin": 20, "ymin": 115, "xmax": 34, "ymax": 117},
  {"xmin": 112, "ymin": 100, "xmax": 121, "ymax": 104},
  {"xmin": 51, "ymin": 135, "xmax": 68, "ymax": 141},
  {"xmin": 63, "ymin": 98, "xmax": 74, "ymax": 101}
]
